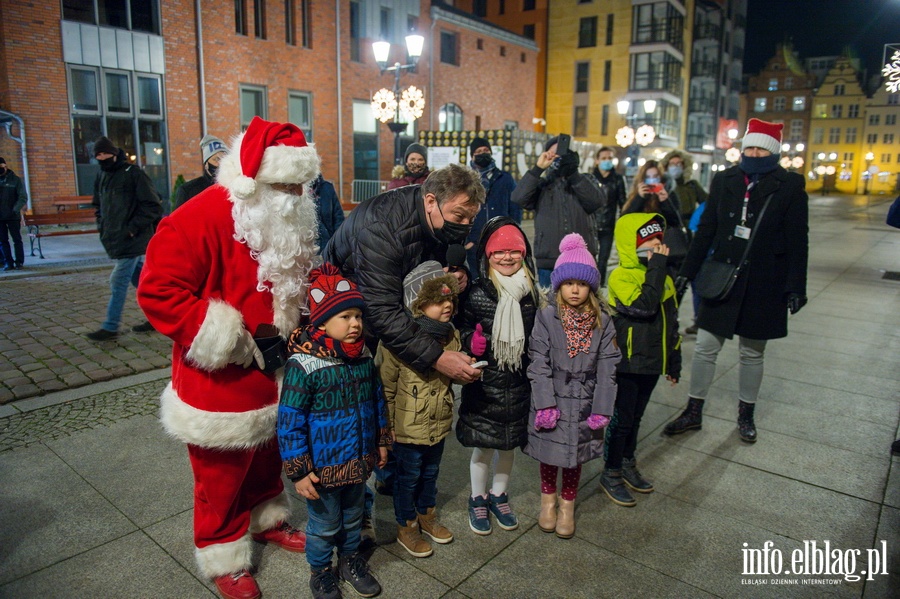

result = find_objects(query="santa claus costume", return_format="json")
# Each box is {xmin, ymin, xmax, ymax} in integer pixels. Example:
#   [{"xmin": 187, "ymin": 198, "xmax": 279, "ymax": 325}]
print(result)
[{"xmin": 138, "ymin": 117, "xmax": 320, "ymax": 599}]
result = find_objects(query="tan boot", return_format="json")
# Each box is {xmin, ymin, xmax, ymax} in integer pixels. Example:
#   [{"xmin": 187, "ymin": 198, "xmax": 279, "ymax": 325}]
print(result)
[
  {"xmin": 418, "ymin": 507, "xmax": 454, "ymax": 544},
  {"xmin": 397, "ymin": 519, "xmax": 433, "ymax": 558},
  {"xmin": 538, "ymin": 493, "xmax": 557, "ymax": 533},
  {"xmin": 555, "ymin": 497, "xmax": 575, "ymax": 539}
]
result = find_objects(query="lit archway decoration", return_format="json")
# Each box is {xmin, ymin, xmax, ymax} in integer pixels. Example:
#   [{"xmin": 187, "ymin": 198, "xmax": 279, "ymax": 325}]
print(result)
[
  {"xmin": 371, "ymin": 88, "xmax": 397, "ymax": 123},
  {"xmin": 615, "ymin": 126, "xmax": 635, "ymax": 147},
  {"xmin": 399, "ymin": 86, "xmax": 425, "ymax": 121},
  {"xmin": 635, "ymin": 124, "xmax": 656, "ymax": 146}
]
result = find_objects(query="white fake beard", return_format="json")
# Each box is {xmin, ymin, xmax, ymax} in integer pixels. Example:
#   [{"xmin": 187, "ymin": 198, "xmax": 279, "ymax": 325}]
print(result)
[{"xmin": 231, "ymin": 185, "xmax": 319, "ymax": 334}]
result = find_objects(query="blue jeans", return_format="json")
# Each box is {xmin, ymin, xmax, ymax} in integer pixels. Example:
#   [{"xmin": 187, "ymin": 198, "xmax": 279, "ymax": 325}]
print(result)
[
  {"xmin": 538, "ymin": 268, "xmax": 553, "ymax": 289},
  {"xmin": 101, "ymin": 256, "xmax": 143, "ymax": 332},
  {"xmin": 305, "ymin": 481, "xmax": 366, "ymax": 570},
  {"xmin": 393, "ymin": 440, "xmax": 445, "ymax": 525}
]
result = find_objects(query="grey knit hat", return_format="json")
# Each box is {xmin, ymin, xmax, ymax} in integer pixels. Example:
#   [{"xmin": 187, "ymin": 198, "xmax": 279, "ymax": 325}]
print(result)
[
  {"xmin": 402, "ymin": 261, "xmax": 447, "ymax": 310},
  {"xmin": 200, "ymin": 134, "xmax": 228, "ymax": 165},
  {"xmin": 404, "ymin": 142, "xmax": 428, "ymax": 164}
]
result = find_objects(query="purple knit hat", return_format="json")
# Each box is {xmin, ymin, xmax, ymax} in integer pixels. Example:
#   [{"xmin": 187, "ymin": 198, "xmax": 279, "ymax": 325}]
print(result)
[{"xmin": 551, "ymin": 233, "xmax": 600, "ymax": 291}]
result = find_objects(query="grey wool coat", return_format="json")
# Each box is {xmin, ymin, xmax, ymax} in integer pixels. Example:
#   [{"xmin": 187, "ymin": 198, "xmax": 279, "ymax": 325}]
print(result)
[{"xmin": 523, "ymin": 301, "xmax": 621, "ymax": 469}]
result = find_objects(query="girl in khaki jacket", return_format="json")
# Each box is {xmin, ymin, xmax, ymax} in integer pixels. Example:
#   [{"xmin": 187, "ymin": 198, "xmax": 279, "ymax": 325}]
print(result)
[{"xmin": 376, "ymin": 261, "xmax": 464, "ymax": 559}]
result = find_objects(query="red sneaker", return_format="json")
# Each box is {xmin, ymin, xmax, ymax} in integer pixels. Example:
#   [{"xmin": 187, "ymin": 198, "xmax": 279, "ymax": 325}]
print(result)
[
  {"xmin": 251, "ymin": 521, "xmax": 306, "ymax": 553},
  {"xmin": 213, "ymin": 569, "xmax": 261, "ymax": 599}
]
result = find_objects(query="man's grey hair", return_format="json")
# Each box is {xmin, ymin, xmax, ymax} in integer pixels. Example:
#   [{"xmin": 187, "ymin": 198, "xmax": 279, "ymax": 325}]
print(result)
[{"xmin": 421, "ymin": 163, "xmax": 486, "ymax": 207}]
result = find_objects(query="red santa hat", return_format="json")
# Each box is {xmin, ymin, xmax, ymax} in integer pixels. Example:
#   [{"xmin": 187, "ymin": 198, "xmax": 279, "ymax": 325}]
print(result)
[
  {"xmin": 224, "ymin": 116, "xmax": 320, "ymax": 199},
  {"xmin": 741, "ymin": 118, "xmax": 783, "ymax": 155}
]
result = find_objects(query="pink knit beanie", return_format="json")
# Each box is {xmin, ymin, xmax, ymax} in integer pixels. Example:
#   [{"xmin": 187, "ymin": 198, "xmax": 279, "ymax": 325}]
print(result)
[{"xmin": 551, "ymin": 233, "xmax": 600, "ymax": 291}]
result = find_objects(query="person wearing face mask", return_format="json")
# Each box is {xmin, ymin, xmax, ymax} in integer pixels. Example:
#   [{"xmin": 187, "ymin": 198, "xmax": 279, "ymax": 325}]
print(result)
[
  {"xmin": 660, "ymin": 149, "xmax": 707, "ymax": 221},
  {"xmin": 173, "ymin": 134, "xmax": 228, "ymax": 211},
  {"xmin": 591, "ymin": 147, "xmax": 628, "ymax": 287},
  {"xmin": 464, "ymin": 137, "xmax": 520, "ymax": 273},
  {"xmin": 511, "ymin": 136, "xmax": 607, "ymax": 288},
  {"xmin": 388, "ymin": 143, "xmax": 431, "ymax": 189},
  {"xmin": 622, "ymin": 160, "xmax": 683, "ymax": 281},
  {"xmin": 0, "ymin": 157, "xmax": 28, "ymax": 272},
  {"xmin": 666, "ymin": 118, "xmax": 809, "ymax": 445},
  {"xmin": 86, "ymin": 136, "xmax": 163, "ymax": 340}
]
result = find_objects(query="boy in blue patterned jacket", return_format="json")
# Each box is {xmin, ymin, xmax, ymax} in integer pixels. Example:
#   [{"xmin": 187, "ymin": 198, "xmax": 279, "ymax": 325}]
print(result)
[{"xmin": 278, "ymin": 263, "xmax": 391, "ymax": 599}]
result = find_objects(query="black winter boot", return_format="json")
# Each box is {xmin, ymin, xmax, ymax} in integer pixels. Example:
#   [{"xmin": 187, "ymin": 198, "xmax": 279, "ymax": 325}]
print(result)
[
  {"xmin": 599, "ymin": 469, "xmax": 636, "ymax": 507},
  {"xmin": 738, "ymin": 401, "xmax": 757, "ymax": 443},
  {"xmin": 621, "ymin": 458, "xmax": 654, "ymax": 493},
  {"xmin": 663, "ymin": 397, "xmax": 704, "ymax": 435}
]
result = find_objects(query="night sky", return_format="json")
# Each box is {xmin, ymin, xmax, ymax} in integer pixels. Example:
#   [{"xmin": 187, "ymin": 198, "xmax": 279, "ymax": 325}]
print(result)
[{"xmin": 743, "ymin": 0, "xmax": 900, "ymax": 81}]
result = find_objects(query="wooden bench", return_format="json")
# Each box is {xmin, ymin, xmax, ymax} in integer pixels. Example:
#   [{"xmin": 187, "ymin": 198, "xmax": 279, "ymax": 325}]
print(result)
[
  {"xmin": 53, "ymin": 195, "xmax": 93, "ymax": 212},
  {"xmin": 24, "ymin": 209, "xmax": 97, "ymax": 259}
]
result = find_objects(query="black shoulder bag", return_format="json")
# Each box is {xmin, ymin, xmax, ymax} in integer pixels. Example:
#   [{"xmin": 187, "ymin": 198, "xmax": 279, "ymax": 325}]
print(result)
[{"xmin": 693, "ymin": 193, "xmax": 774, "ymax": 302}]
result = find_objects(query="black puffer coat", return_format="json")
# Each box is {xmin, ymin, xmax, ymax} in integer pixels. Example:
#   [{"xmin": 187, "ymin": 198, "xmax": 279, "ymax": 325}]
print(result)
[
  {"xmin": 323, "ymin": 185, "xmax": 448, "ymax": 374},
  {"xmin": 456, "ymin": 217, "xmax": 539, "ymax": 450}
]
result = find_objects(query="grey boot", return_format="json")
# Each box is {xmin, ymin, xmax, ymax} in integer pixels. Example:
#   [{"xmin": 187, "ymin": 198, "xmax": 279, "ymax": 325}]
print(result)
[{"xmin": 664, "ymin": 397, "xmax": 704, "ymax": 435}]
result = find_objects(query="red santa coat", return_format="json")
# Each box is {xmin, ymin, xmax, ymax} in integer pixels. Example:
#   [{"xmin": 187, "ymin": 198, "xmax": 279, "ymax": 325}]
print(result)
[{"xmin": 138, "ymin": 184, "xmax": 297, "ymax": 449}]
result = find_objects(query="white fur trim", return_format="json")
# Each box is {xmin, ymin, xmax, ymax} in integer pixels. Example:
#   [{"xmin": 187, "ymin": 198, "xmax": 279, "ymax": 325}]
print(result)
[
  {"xmin": 159, "ymin": 382, "xmax": 278, "ymax": 449},
  {"xmin": 255, "ymin": 143, "xmax": 320, "ymax": 186},
  {"xmin": 231, "ymin": 175, "xmax": 257, "ymax": 199},
  {"xmin": 249, "ymin": 492, "xmax": 292, "ymax": 534},
  {"xmin": 185, "ymin": 300, "xmax": 245, "ymax": 371},
  {"xmin": 273, "ymin": 299, "xmax": 302, "ymax": 340},
  {"xmin": 196, "ymin": 535, "xmax": 252, "ymax": 579},
  {"xmin": 742, "ymin": 132, "xmax": 781, "ymax": 156}
]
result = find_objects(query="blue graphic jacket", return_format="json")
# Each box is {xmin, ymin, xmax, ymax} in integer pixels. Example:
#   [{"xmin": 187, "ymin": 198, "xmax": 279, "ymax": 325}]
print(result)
[{"xmin": 277, "ymin": 349, "xmax": 391, "ymax": 489}]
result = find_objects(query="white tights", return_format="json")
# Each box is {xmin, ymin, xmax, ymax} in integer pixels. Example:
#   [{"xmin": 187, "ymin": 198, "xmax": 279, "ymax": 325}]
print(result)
[{"xmin": 470, "ymin": 447, "xmax": 515, "ymax": 498}]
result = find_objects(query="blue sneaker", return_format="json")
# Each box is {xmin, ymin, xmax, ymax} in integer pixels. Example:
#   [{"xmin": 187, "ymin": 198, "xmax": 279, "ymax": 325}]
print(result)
[
  {"xmin": 468, "ymin": 494, "xmax": 491, "ymax": 535},
  {"xmin": 488, "ymin": 492, "xmax": 519, "ymax": 530}
]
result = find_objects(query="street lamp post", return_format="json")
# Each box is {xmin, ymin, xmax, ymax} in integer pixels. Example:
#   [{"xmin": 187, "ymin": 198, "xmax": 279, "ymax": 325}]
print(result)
[
  {"xmin": 863, "ymin": 151, "xmax": 874, "ymax": 195},
  {"xmin": 372, "ymin": 34, "xmax": 425, "ymax": 165},
  {"xmin": 780, "ymin": 142, "xmax": 805, "ymax": 173},
  {"xmin": 615, "ymin": 99, "xmax": 657, "ymax": 176}
]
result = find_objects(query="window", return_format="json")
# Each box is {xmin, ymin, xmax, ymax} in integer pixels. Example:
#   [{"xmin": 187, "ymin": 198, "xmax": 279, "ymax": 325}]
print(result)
[
  {"xmin": 848, "ymin": 104, "xmax": 859, "ymax": 118},
  {"xmin": 845, "ymin": 127, "xmax": 856, "ymax": 144},
  {"xmin": 754, "ymin": 98, "xmax": 767, "ymax": 112},
  {"xmin": 379, "ymin": 7, "xmax": 391, "ymax": 41},
  {"xmin": 500, "ymin": 46, "xmax": 506, "ymax": 57},
  {"xmin": 477, "ymin": 38, "xmax": 483, "ymax": 50},
  {"xmin": 439, "ymin": 103, "xmax": 463, "ymax": 132},
  {"xmin": 473, "ymin": 0, "xmax": 487, "ymax": 17},
  {"xmin": 831, "ymin": 104, "xmax": 842, "ymax": 118},
  {"xmin": 774, "ymin": 96, "xmax": 786, "ymax": 111},
  {"xmin": 240, "ymin": 85, "xmax": 267, "ymax": 129},
  {"xmin": 885, "ymin": 133, "xmax": 895, "ymax": 144},
  {"xmin": 793, "ymin": 96, "xmax": 805, "ymax": 111},
  {"xmin": 601, "ymin": 104, "xmax": 609, "ymax": 136},
  {"xmin": 630, "ymin": 51, "xmax": 682, "ymax": 94},
  {"xmin": 573, "ymin": 105, "xmax": 587, "ymax": 137},
  {"xmin": 578, "ymin": 17, "xmax": 597, "ymax": 48},
  {"xmin": 828, "ymin": 127, "xmax": 840, "ymax": 144},
  {"xmin": 790, "ymin": 119, "xmax": 803, "ymax": 140},
  {"xmin": 606, "ymin": 14, "xmax": 614, "ymax": 45},
  {"xmin": 440, "ymin": 31, "xmax": 458, "ymax": 65},
  {"xmin": 886, "ymin": 114, "xmax": 897, "ymax": 126},
  {"xmin": 888, "ymin": 94, "xmax": 899, "ymax": 105},
  {"xmin": 843, "ymin": 152, "xmax": 853, "ymax": 162},
  {"xmin": 575, "ymin": 62, "xmax": 590, "ymax": 94},
  {"xmin": 632, "ymin": 3, "xmax": 682, "ymax": 49},
  {"xmin": 524, "ymin": 0, "xmax": 535, "ymax": 10},
  {"xmin": 352, "ymin": 100, "xmax": 378, "ymax": 181},
  {"xmin": 785, "ymin": 76, "xmax": 793, "ymax": 89},
  {"xmin": 869, "ymin": 114, "xmax": 880, "ymax": 126},
  {"xmin": 603, "ymin": 60, "xmax": 611, "ymax": 91},
  {"xmin": 882, "ymin": 154, "xmax": 891, "ymax": 163},
  {"xmin": 349, "ymin": 1, "xmax": 360, "ymax": 61},
  {"xmin": 813, "ymin": 127, "xmax": 823, "ymax": 144},
  {"xmin": 105, "ymin": 72, "xmax": 132, "ymax": 114},
  {"xmin": 299, "ymin": 0, "xmax": 310, "ymax": 47},
  {"xmin": 285, "ymin": 0, "xmax": 296, "ymax": 45},
  {"xmin": 254, "ymin": 0, "xmax": 266, "ymax": 39},
  {"xmin": 523, "ymin": 24, "xmax": 535, "ymax": 39},
  {"xmin": 834, "ymin": 83, "xmax": 844, "ymax": 95},
  {"xmin": 288, "ymin": 91, "xmax": 312, "ymax": 140},
  {"xmin": 814, "ymin": 102, "xmax": 827, "ymax": 117},
  {"xmin": 64, "ymin": 0, "xmax": 160, "ymax": 33},
  {"xmin": 499, "ymin": 0, "xmax": 505, "ymax": 14},
  {"xmin": 768, "ymin": 77, "xmax": 778, "ymax": 91},
  {"xmin": 867, "ymin": 133, "xmax": 877, "ymax": 144},
  {"xmin": 520, "ymin": 52, "xmax": 526, "ymax": 63}
]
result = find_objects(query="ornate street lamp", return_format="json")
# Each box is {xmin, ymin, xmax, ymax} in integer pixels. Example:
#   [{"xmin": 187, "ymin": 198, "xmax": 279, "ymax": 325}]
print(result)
[{"xmin": 371, "ymin": 34, "xmax": 426, "ymax": 164}]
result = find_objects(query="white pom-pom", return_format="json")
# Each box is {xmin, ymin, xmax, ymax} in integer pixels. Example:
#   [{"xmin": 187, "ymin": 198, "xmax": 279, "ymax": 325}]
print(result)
[
  {"xmin": 559, "ymin": 233, "xmax": 587, "ymax": 253},
  {"xmin": 231, "ymin": 175, "xmax": 257, "ymax": 198}
]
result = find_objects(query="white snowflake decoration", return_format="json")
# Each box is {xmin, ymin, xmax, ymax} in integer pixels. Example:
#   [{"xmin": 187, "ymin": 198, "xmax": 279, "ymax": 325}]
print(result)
[
  {"xmin": 883, "ymin": 50, "xmax": 900, "ymax": 93},
  {"xmin": 635, "ymin": 124, "xmax": 656, "ymax": 146},
  {"xmin": 615, "ymin": 126, "xmax": 634, "ymax": 147},
  {"xmin": 399, "ymin": 86, "xmax": 425, "ymax": 121},
  {"xmin": 371, "ymin": 88, "xmax": 397, "ymax": 123}
]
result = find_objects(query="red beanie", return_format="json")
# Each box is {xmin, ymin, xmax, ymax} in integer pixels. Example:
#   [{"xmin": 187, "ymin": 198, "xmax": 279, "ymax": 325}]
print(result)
[{"xmin": 485, "ymin": 224, "xmax": 527, "ymax": 257}]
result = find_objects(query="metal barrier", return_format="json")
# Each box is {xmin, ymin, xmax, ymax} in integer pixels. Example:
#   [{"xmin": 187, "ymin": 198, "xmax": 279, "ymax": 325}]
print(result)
[{"xmin": 351, "ymin": 180, "xmax": 390, "ymax": 204}]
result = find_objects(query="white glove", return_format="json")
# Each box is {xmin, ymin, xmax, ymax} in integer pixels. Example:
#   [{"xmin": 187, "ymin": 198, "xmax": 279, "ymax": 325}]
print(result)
[{"xmin": 228, "ymin": 328, "xmax": 265, "ymax": 369}]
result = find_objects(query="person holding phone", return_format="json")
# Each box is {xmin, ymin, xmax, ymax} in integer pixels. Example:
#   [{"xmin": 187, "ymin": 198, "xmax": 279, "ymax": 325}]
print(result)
[{"xmin": 621, "ymin": 160, "xmax": 683, "ymax": 280}]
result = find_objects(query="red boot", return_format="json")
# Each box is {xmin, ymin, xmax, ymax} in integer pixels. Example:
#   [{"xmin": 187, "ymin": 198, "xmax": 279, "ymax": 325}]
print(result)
[
  {"xmin": 213, "ymin": 569, "xmax": 261, "ymax": 599},
  {"xmin": 251, "ymin": 521, "xmax": 306, "ymax": 552}
]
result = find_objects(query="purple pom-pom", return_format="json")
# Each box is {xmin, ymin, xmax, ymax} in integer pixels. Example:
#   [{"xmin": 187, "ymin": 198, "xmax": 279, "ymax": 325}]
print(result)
[{"xmin": 559, "ymin": 233, "xmax": 588, "ymax": 253}]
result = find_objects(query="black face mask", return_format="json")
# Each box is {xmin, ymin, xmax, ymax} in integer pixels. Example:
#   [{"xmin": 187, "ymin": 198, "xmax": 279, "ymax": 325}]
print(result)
[
  {"xmin": 473, "ymin": 154, "xmax": 493, "ymax": 168},
  {"xmin": 98, "ymin": 157, "xmax": 116, "ymax": 171},
  {"xmin": 431, "ymin": 203, "xmax": 472, "ymax": 245},
  {"xmin": 206, "ymin": 163, "xmax": 218, "ymax": 178},
  {"xmin": 0, "ymin": 167, "xmax": 6, "ymax": 176}
]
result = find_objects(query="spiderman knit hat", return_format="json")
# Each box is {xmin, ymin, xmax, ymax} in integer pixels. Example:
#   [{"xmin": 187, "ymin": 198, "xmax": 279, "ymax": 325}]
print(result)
[
  {"xmin": 551, "ymin": 233, "xmax": 600, "ymax": 291},
  {"xmin": 308, "ymin": 263, "xmax": 365, "ymax": 327}
]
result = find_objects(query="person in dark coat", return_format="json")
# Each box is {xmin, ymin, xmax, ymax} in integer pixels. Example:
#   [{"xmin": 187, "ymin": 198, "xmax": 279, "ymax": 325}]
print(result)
[
  {"xmin": 0, "ymin": 157, "xmax": 27, "ymax": 271},
  {"xmin": 511, "ymin": 136, "xmax": 607, "ymax": 288},
  {"xmin": 457, "ymin": 217, "xmax": 539, "ymax": 535},
  {"xmin": 87, "ymin": 136, "xmax": 163, "ymax": 340},
  {"xmin": 665, "ymin": 118, "xmax": 809, "ymax": 443},
  {"xmin": 591, "ymin": 146, "xmax": 627, "ymax": 287},
  {"xmin": 387, "ymin": 143, "xmax": 430, "ymax": 189},
  {"xmin": 173, "ymin": 134, "xmax": 227, "ymax": 210},
  {"xmin": 309, "ymin": 173, "xmax": 344, "ymax": 253},
  {"xmin": 464, "ymin": 137, "xmax": 520, "ymax": 273}
]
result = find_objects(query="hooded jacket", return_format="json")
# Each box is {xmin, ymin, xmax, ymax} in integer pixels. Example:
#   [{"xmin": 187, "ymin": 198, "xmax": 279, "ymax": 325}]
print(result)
[
  {"xmin": 607, "ymin": 213, "xmax": 682, "ymax": 379},
  {"xmin": 456, "ymin": 217, "xmax": 539, "ymax": 450},
  {"xmin": 173, "ymin": 171, "xmax": 215, "ymax": 210},
  {"xmin": 661, "ymin": 150, "xmax": 708, "ymax": 218},
  {"xmin": 0, "ymin": 168, "xmax": 27, "ymax": 221}
]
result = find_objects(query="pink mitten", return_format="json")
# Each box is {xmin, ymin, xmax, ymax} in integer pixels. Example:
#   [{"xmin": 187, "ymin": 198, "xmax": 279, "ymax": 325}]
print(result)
[
  {"xmin": 470, "ymin": 323, "xmax": 487, "ymax": 356},
  {"xmin": 587, "ymin": 414, "xmax": 610, "ymax": 430},
  {"xmin": 534, "ymin": 407, "xmax": 561, "ymax": 430}
]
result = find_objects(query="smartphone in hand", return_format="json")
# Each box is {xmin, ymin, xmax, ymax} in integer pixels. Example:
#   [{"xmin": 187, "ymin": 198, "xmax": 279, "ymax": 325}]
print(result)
[{"xmin": 555, "ymin": 133, "xmax": 571, "ymax": 156}]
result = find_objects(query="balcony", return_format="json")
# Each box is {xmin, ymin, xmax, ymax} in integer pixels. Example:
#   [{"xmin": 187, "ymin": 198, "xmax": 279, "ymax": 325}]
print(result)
[
  {"xmin": 687, "ymin": 133, "xmax": 713, "ymax": 151},
  {"xmin": 646, "ymin": 118, "xmax": 680, "ymax": 140},
  {"xmin": 632, "ymin": 20, "xmax": 684, "ymax": 52},
  {"xmin": 691, "ymin": 60, "xmax": 719, "ymax": 78},
  {"xmin": 689, "ymin": 97, "xmax": 715, "ymax": 113},
  {"xmin": 694, "ymin": 23, "xmax": 721, "ymax": 41},
  {"xmin": 631, "ymin": 71, "xmax": 683, "ymax": 96}
]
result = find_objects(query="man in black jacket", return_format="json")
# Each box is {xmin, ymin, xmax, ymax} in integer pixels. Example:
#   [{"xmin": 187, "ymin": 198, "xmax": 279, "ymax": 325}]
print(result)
[
  {"xmin": 87, "ymin": 136, "xmax": 163, "ymax": 340},
  {"xmin": 173, "ymin": 134, "xmax": 227, "ymax": 211},
  {"xmin": 591, "ymin": 146, "xmax": 627, "ymax": 287},
  {"xmin": 0, "ymin": 157, "xmax": 27, "ymax": 271}
]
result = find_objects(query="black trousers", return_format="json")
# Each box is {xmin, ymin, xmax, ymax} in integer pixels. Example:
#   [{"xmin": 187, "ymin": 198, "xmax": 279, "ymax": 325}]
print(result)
[
  {"xmin": 606, "ymin": 372, "xmax": 659, "ymax": 469},
  {"xmin": 0, "ymin": 219, "xmax": 23, "ymax": 267},
  {"xmin": 596, "ymin": 229, "xmax": 614, "ymax": 287}
]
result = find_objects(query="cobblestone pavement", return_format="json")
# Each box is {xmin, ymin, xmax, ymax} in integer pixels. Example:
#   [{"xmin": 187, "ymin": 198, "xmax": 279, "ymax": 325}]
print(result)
[
  {"xmin": 0, "ymin": 379, "xmax": 166, "ymax": 452},
  {"xmin": 0, "ymin": 271, "xmax": 172, "ymax": 403}
]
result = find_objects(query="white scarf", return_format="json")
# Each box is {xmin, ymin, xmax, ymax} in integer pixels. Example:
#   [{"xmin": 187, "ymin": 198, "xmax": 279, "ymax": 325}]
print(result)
[{"xmin": 492, "ymin": 267, "xmax": 531, "ymax": 371}]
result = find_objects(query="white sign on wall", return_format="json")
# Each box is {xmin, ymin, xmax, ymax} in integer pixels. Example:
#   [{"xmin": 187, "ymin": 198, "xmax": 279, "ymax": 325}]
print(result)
[{"xmin": 428, "ymin": 146, "xmax": 460, "ymax": 170}]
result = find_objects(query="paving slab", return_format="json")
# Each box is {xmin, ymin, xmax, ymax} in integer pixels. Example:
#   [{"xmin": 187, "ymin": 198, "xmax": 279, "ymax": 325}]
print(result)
[{"xmin": 862, "ymin": 506, "xmax": 900, "ymax": 599}]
